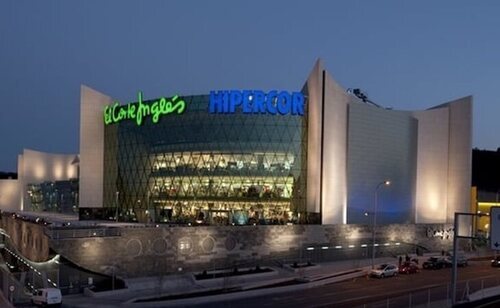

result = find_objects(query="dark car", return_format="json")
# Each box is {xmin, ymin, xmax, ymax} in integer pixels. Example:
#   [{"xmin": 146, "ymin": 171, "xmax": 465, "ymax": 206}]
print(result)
[
  {"xmin": 422, "ymin": 257, "xmax": 451, "ymax": 270},
  {"xmin": 446, "ymin": 255, "xmax": 468, "ymax": 267},
  {"xmin": 491, "ymin": 256, "xmax": 500, "ymax": 267},
  {"xmin": 399, "ymin": 262, "xmax": 419, "ymax": 274}
]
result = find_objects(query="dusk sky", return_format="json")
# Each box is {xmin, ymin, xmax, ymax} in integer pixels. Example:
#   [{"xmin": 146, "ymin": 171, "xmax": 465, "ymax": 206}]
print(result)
[{"xmin": 1, "ymin": 1, "xmax": 499, "ymax": 171}]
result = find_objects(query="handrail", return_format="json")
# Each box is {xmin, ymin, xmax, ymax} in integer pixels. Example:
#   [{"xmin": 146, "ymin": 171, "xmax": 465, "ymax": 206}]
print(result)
[{"xmin": 44, "ymin": 228, "xmax": 121, "ymax": 239}]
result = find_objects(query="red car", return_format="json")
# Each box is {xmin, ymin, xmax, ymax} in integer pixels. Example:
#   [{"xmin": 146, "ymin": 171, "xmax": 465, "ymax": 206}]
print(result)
[{"xmin": 399, "ymin": 262, "xmax": 419, "ymax": 274}]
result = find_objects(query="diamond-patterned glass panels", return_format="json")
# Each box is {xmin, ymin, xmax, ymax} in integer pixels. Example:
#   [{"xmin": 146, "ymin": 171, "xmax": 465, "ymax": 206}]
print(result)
[{"xmin": 103, "ymin": 95, "xmax": 308, "ymax": 225}]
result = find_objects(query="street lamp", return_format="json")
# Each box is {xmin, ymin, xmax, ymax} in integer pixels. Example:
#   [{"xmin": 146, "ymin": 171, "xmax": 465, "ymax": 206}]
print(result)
[
  {"xmin": 115, "ymin": 191, "xmax": 120, "ymax": 223},
  {"xmin": 371, "ymin": 180, "xmax": 391, "ymax": 269}
]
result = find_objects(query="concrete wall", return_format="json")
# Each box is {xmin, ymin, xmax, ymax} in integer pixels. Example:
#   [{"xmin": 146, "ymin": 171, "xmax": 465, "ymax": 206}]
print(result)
[
  {"xmin": 48, "ymin": 223, "xmax": 452, "ymax": 279},
  {"xmin": 0, "ymin": 214, "xmax": 456, "ymax": 279},
  {"xmin": 321, "ymin": 69, "xmax": 348, "ymax": 225},
  {"xmin": 18, "ymin": 149, "xmax": 78, "ymax": 211},
  {"xmin": 446, "ymin": 97, "xmax": 473, "ymax": 223},
  {"xmin": 302, "ymin": 62, "xmax": 472, "ymax": 226},
  {"xmin": 304, "ymin": 60, "xmax": 323, "ymax": 215},
  {"xmin": 0, "ymin": 180, "xmax": 19, "ymax": 212},
  {"xmin": 303, "ymin": 60, "xmax": 349, "ymax": 224},
  {"xmin": 414, "ymin": 107, "xmax": 450, "ymax": 223},
  {"xmin": 413, "ymin": 96, "xmax": 472, "ymax": 224},
  {"xmin": 18, "ymin": 154, "xmax": 24, "ymax": 211},
  {"xmin": 347, "ymin": 102, "xmax": 418, "ymax": 224},
  {"xmin": 79, "ymin": 85, "xmax": 112, "ymax": 208}
]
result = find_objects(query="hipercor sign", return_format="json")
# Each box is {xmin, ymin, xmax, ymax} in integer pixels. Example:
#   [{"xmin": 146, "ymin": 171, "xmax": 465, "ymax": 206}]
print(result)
[{"xmin": 209, "ymin": 90, "xmax": 305, "ymax": 116}]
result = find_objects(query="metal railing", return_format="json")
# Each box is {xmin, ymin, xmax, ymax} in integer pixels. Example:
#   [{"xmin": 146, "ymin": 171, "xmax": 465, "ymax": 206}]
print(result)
[
  {"xmin": 356, "ymin": 276, "xmax": 500, "ymax": 308},
  {"xmin": 44, "ymin": 227, "xmax": 121, "ymax": 239}
]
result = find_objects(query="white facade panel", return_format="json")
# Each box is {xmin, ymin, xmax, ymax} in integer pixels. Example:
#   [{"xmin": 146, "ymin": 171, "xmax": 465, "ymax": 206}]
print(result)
[
  {"xmin": 18, "ymin": 154, "xmax": 24, "ymax": 211},
  {"xmin": 446, "ymin": 97, "xmax": 473, "ymax": 223},
  {"xmin": 18, "ymin": 149, "xmax": 78, "ymax": 211},
  {"xmin": 304, "ymin": 60, "xmax": 323, "ymax": 214},
  {"xmin": 321, "ymin": 72, "xmax": 348, "ymax": 224},
  {"xmin": 413, "ymin": 108, "xmax": 450, "ymax": 223},
  {"xmin": 79, "ymin": 85, "xmax": 112, "ymax": 208},
  {"xmin": 0, "ymin": 180, "xmax": 19, "ymax": 211}
]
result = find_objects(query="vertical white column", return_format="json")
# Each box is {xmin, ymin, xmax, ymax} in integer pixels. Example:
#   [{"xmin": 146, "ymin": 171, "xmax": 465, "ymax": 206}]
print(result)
[{"xmin": 79, "ymin": 85, "xmax": 112, "ymax": 208}]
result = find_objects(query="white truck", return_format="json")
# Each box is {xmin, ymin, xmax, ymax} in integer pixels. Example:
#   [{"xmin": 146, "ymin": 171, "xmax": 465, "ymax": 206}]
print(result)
[{"xmin": 31, "ymin": 288, "xmax": 62, "ymax": 306}]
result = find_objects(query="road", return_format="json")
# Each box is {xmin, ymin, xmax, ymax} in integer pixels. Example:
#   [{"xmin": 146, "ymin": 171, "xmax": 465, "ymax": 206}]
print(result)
[{"xmin": 191, "ymin": 261, "xmax": 500, "ymax": 308}]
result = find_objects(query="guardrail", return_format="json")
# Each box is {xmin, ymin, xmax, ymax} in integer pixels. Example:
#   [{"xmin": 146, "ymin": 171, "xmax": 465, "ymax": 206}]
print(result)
[
  {"xmin": 358, "ymin": 276, "xmax": 500, "ymax": 308},
  {"xmin": 44, "ymin": 228, "xmax": 121, "ymax": 239}
]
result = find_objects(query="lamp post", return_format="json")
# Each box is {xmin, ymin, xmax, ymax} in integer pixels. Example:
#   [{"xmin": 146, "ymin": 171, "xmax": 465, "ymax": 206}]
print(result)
[
  {"xmin": 115, "ymin": 191, "xmax": 120, "ymax": 223},
  {"xmin": 371, "ymin": 180, "xmax": 391, "ymax": 269}
]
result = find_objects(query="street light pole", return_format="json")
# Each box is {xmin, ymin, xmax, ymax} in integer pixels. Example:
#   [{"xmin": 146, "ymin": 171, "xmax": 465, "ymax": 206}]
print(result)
[
  {"xmin": 371, "ymin": 180, "xmax": 391, "ymax": 269},
  {"xmin": 115, "ymin": 191, "xmax": 120, "ymax": 223}
]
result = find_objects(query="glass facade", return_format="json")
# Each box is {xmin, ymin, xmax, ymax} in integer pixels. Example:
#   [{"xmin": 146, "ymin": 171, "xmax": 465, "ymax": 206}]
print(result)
[
  {"xmin": 26, "ymin": 179, "xmax": 79, "ymax": 214},
  {"xmin": 102, "ymin": 94, "xmax": 309, "ymax": 225}
]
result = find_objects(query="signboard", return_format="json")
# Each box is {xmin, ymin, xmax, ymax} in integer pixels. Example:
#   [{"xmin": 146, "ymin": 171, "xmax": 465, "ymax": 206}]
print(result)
[
  {"xmin": 490, "ymin": 207, "xmax": 500, "ymax": 250},
  {"xmin": 209, "ymin": 90, "xmax": 305, "ymax": 116},
  {"xmin": 103, "ymin": 89, "xmax": 305, "ymax": 127},
  {"xmin": 103, "ymin": 91, "xmax": 186, "ymax": 126}
]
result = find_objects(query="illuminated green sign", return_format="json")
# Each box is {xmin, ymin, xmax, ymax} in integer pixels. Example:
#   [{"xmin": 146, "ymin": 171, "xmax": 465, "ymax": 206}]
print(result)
[{"xmin": 103, "ymin": 91, "xmax": 186, "ymax": 126}]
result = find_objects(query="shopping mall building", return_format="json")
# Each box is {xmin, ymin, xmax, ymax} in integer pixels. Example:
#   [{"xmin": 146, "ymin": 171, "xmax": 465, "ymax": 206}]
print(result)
[
  {"xmin": 80, "ymin": 60, "xmax": 472, "ymax": 227},
  {"xmin": 0, "ymin": 60, "xmax": 473, "ymax": 227},
  {"xmin": 0, "ymin": 60, "xmax": 477, "ymax": 285}
]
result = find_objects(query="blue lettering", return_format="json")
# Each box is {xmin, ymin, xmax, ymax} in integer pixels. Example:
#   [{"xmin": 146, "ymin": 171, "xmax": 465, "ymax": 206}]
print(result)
[
  {"xmin": 277, "ymin": 91, "xmax": 291, "ymax": 115},
  {"xmin": 208, "ymin": 90, "xmax": 304, "ymax": 116},
  {"xmin": 209, "ymin": 91, "xmax": 225, "ymax": 113},
  {"xmin": 252, "ymin": 91, "xmax": 266, "ymax": 114},
  {"xmin": 266, "ymin": 91, "xmax": 277, "ymax": 115},
  {"xmin": 229, "ymin": 91, "xmax": 243, "ymax": 113},
  {"xmin": 242, "ymin": 90, "xmax": 252, "ymax": 114},
  {"xmin": 292, "ymin": 92, "xmax": 305, "ymax": 115},
  {"xmin": 222, "ymin": 91, "xmax": 229, "ymax": 113}
]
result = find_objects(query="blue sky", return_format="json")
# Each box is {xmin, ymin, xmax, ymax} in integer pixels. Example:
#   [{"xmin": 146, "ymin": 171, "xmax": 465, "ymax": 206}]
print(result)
[{"xmin": 1, "ymin": 1, "xmax": 499, "ymax": 171}]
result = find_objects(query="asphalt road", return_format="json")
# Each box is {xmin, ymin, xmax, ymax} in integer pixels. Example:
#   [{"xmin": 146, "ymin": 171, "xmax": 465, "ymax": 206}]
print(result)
[{"xmin": 193, "ymin": 261, "xmax": 500, "ymax": 308}]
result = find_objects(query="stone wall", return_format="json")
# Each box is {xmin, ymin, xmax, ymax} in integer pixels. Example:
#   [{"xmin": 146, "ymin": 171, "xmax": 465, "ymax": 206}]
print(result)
[
  {"xmin": 0, "ymin": 215, "xmax": 50, "ymax": 262},
  {"xmin": 0, "ymin": 214, "xmax": 455, "ymax": 278},
  {"xmin": 50, "ymin": 223, "xmax": 454, "ymax": 279}
]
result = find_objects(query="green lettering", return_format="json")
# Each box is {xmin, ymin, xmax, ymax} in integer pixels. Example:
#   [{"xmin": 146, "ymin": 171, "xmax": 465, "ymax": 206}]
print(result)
[
  {"xmin": 127, "ymin": 103, "xmax": 136, "ymax": 119},
  {"xmin": 171, "ymin": 96, "xmax": 186, "ymax": 114},
  {"xmin": 104, "ymin": 106, "xmax": 112, "ymax": 125},
  {"xmin": 159, "ymin": 97, "xmax": 167, "ymax": 114},
  {"xmin": 151, "ymin": 101, "xmax": 160, "ymax": 123},
  {"xmin": 103, "ymin": 91, "xmax": 186, "ymax": 126},
  {"xmin": 111, "ymin": 103, "xmax": 122, "ymax": 123}
]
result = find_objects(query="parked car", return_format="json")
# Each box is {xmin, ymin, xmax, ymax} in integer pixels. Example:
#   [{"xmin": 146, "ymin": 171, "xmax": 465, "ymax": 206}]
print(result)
[
  {"xmin": 491, "ymin": 256, "xmax": 500, "ymax": 267},
  {"xmin": 370, "ymin": 264, "xmax": 398, "ymax": 278},
  {"xmin": 399, "ymin": 261, "xmax": 419, "ymax": 274},
  {"xmin": 31, "ymin": 288, "xmax": 62, "ymax": 307},
  {"xmin": 422, "ymin": 257, "xmax": 451, "ymax": 269},
  {"xmin": 446, "ymin": 254, "xmax": 468, "ymax": 267}
]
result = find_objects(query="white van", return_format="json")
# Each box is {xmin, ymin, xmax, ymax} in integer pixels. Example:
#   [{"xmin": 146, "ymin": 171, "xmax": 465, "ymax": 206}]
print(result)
[{"xmin": 31, "ymin": 288, "xmax": 62, "ymax": 306}]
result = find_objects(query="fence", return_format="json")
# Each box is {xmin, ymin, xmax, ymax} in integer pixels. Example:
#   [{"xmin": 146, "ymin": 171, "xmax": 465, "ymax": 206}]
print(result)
[
  {"xmin": 356, "ymin": 276, "xmax": 500, "ymax": 308},
  {"xmin": 44, "ymin": 227, "xmax": 121, "ymax": 239}
]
